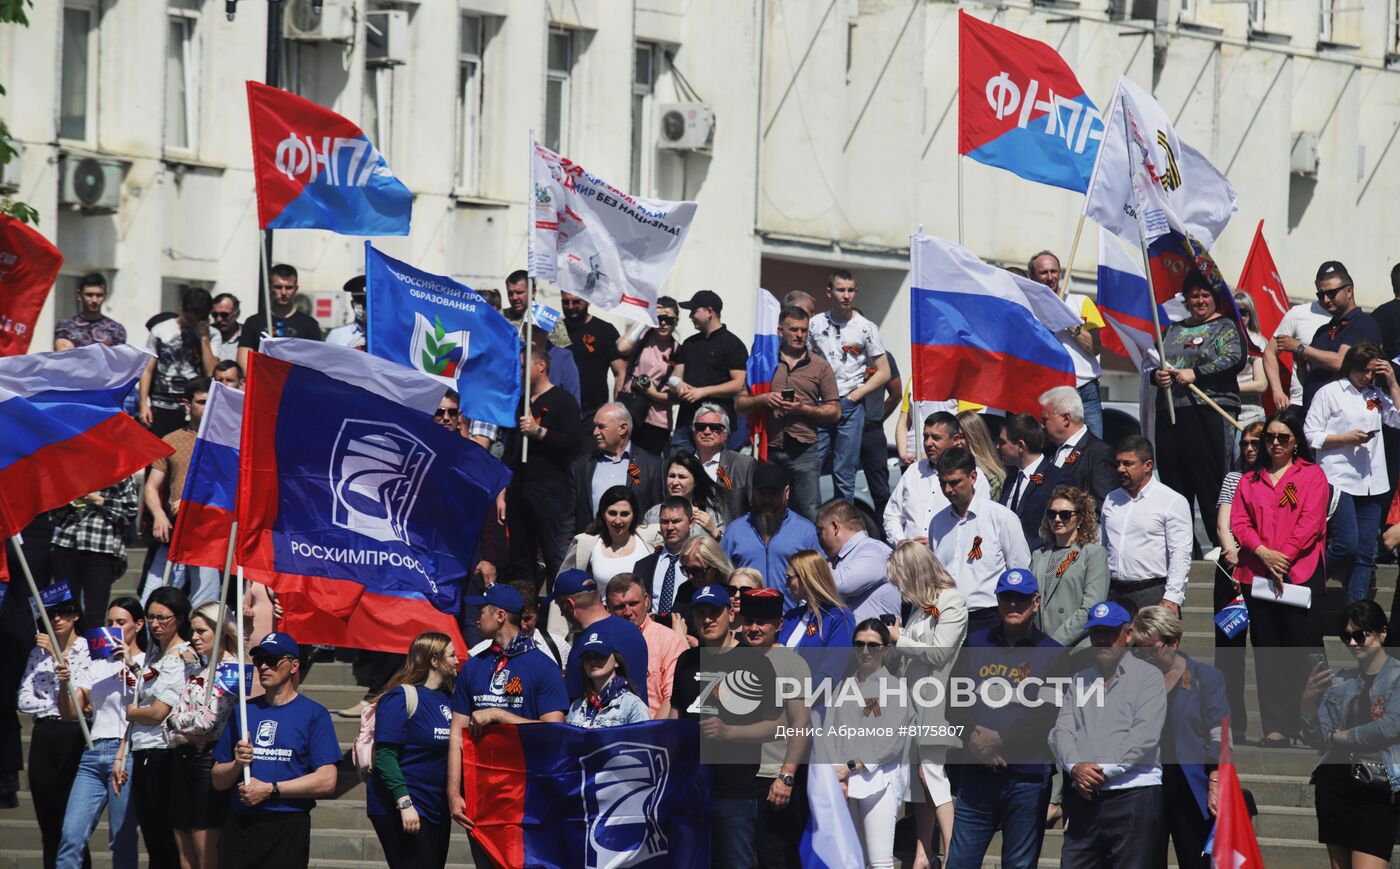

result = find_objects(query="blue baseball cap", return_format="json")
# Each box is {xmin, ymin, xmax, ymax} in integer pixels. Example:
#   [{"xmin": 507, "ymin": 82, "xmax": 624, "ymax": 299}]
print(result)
[
  {"xmin": 1084, "ymin": 601, "xmax": 1131, "ymax": 629},
  {"xmin": 552, "ymin": 570, "xmax": 598, "ymax": 600},
  {"xmin": 577, "ymin": 630, "xmax": 617, "ymax": 659},
  {"xmin": 995, "ymin": 568, "xmax": 1039, "ymax": 597},
  {"xmin": 250, "ymin": 632, "xmax": 300, "ymax": 660},
  {"xmin": 690, "ymin": 583, "xmax": 729, "ymax": 610},
  {"xmin": 464, "ymin": 584, "xmax": 524, "ymax": 615}
]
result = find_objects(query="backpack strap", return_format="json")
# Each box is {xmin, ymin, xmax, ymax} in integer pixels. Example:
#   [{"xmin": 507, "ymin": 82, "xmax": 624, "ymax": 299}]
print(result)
[{"xmin": 403, "ymin": 683, "xmax": 418, "ymax": 718}]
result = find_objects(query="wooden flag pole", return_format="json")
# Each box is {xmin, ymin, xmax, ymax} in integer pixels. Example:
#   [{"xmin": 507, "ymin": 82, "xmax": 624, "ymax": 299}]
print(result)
[
  {"xmin": 204, "ymin": 521, "xmax": 239, "ymax": 704},
  {"xmin": 1187, "ymin": 384, "xmax": 1244, "ymax": 432},
  {"xmin": 9, "ymin": 536, "xmax": 93, "ymax": 749},
  {"xmin": 1058, "ymin": 212, "xmax": 1088, "ymax": 300}
]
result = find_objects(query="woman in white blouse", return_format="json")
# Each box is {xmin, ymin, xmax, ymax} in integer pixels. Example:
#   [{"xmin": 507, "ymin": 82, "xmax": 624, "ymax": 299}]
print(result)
[
  {"xmin": 886, "ymin": 541, "xmax": 967, "ymax": 869},
  {"xmin": 119, "ymin": 586, "xmax": 198, "ymax": 869},
  {"xmin": 1304, "ymin": 341, "xmax": 1400, "ymax": 603},
  {"xmin": 18, "ymin": 591, "xmax": 92, "ymax": 869},
  {"xmin": 55, "ymin": 596, "xmax": 146, "ymax": 869}
]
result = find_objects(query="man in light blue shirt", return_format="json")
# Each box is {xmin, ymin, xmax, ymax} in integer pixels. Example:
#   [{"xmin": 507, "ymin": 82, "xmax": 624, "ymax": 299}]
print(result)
[
  {"xmin": 722, "ymin": 463, "xmax": 820, "ymax": 606},
  {"xmin": 1049, "ymin": 601, "xmax": 1166, "ymax": 869},
  {"xmin": 814, "ymin": 499, "xmax": 898, "ymax": 621}
]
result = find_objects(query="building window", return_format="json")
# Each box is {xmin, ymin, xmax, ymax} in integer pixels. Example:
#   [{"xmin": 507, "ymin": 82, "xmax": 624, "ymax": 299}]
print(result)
[
  {"xmin": 165, "ymin": 2, "xmax": 199, "ymax": 151},
  {"xmin": 60, "ymin": 3, "xmax": 97, "ymax": 142},
  {"xmin": 457, "ymin": 14, "xmax": 484, "ymax": 192},
  {"xmin": 1319, "ymin": 0, "xmax": 1334, "ymax": 39},
  {"xmin": 544, "ymin": 29, "xmax": 572, "ymax": 153},
  {"xmin": 363, "ymin": 66, "xmax": 393, "ymax": 157},
  {"xmin": 630, "ymin": 43, "xmax": 657, "ymax": 196},
  {"xmin": 1248, "ymin": 0, "xmax": 1266, "ymax": 30}
]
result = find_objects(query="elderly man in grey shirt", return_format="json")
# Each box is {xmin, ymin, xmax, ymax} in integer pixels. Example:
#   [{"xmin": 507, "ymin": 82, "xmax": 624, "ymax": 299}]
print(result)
[
  {"xmin": 1049, "ymin": 601, "xmax": 1166, "ymax": 869},
  {"xmin": 815, "ymin": 499, "xmax": 899, "ymax": 622}
]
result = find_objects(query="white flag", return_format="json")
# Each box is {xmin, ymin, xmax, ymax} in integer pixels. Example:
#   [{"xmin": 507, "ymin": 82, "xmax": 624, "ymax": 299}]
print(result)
[
  {"xmin": 1084, "ymin": 76, "xmax": 1237, "ymax": 249},
  {"xmin": 528, "ymin": 140, "xmax": 697, "ymax": 326}
]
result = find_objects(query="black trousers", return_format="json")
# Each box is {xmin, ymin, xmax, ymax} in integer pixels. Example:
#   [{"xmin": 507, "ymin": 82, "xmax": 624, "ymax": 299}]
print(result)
[
  {"xmin": 49, "ymin": 548, "xmax": 121, "ymax": 630},
  {"xmin": 507, "ymin": 477, "xmax": 575, "ymax": 586},
  {"xmin": 219, "ymin": 812, "xmax": 311, "ymax": 869},
  {"xmin": 1061, "ymin": 785, "xmax": 1162, "ymax": 869},
  {"xmin": 131, "ymin": 748, "xmax": 180, "ymax": 869},
  {"xmin": 29, "ymin": 718, "xmax": 89, "ymax": 869},
  {"xmin": 149, "ymin": 404, "xmax": 187, "ymax": 438},
  {"xmin": 1155, "ymin": 405, "xmax": 1228, "ymax": 550},
  {"xmin": 859, "ymin": 424, "xmax": 893, "ymax": 520},
  {"xmin": 633, "ymin": 424, "xmax": 671, "ymax": 458},
  {"xmin": 1, "ymin": 529, "xmax": 47, "ymax": 781},
  {"xmin": 755, "ymin": 772, "xmax": 808, "ymax": 869},
  {"xmin": 1153, "ymin": 764, "xmax": 1211, "ymax": 869},
  {"xmin": 370, "ymin": 813, "xmax": 452, "ymax": 869},
  {"xmin": 1244, "ymin": 567, "xmax": 1325, "ymax": 738},
  {"xmin": 1212, "ymin": 559, "xmax": 1248, "ymax": 739}
]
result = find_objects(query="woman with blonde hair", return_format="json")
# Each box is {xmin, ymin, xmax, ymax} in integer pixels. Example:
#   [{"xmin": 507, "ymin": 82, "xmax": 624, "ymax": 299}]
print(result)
[
  {"xmin": 777, "ymin": 550, "xmax": 854, "ymax": 650},
  {"xmin": 886, "ymin": 542, "xmax": 967, "ymax": 869},
  {"xmin": 365, "ymin": 632, "xmax": 460, "ymax": 869},
  {"xmin": 956, "ymin": 410, "xmax": 1008, "ymax": 500}
]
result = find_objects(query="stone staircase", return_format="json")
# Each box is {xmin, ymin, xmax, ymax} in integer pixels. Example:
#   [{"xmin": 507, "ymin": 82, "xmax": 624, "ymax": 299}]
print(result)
[{"xmin": 3, "ymin": 551, "xmax": 1397, "ymax": 867}]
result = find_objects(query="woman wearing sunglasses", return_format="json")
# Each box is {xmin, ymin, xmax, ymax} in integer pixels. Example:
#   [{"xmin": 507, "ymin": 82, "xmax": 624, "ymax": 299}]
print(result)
[
  {"xmin": 1029, "ymin": 486, "xmax": 1108, "ymax": 651},
  {"xmin": 616, "ymin": 296, "xmax": 681, "ymax": 456},
  {"xmin": 1301, "ymin": 600, "xmax": 1400, "ymax": 868},
  {"xmin": 1214, "ymin": 421, "xmax": 1265, "ymax": 743},
  {"xmin": 1231, "ymin": 409, "xmax": 1328, "ymax": 748},
  {"xmin": 1305, "ymin": 341, "xmax": 1400, "ymax": 605}
]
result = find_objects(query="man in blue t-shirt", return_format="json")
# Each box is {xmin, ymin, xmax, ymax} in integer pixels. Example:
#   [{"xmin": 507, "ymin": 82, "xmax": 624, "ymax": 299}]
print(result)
[
  {"xmin": 447, "ymin": 584, "xmax": 567, "ymax": 847},
  {"xmin": 553, "ymin": 569, "xmax": 649, "ymax": 702},
  {"xmin": 211, "ymin": 632, "xmax": 340, "ymax": 869}
]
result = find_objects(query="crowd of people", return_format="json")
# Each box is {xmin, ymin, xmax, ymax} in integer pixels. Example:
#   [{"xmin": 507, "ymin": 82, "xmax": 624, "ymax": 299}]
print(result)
[{"xmin": 7, "ymin": 256, "xmax": 1400, "ymax": 869}]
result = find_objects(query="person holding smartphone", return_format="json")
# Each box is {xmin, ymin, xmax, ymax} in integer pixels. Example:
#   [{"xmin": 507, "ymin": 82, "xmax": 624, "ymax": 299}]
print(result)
[
  {"xmin": 735, "ymin": 305, "xmax": 841, "ymax": 521},
  {"xmin": 1305, "ymin": 341, "xmax": 1400, "ymax": 604}
]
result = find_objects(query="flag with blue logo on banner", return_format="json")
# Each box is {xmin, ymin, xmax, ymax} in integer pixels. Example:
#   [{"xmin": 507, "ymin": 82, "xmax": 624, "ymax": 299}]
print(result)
[
  {"xmin": 528, "ymin": 301, "xmax": 562, "ymax": 333},
  {"xmin": 364, "ymin": 243, "xmax": 523, "ymax": 428},
  {"xmin": 462, "ymin": 720, "xmax": 709, "ymax": 869}
]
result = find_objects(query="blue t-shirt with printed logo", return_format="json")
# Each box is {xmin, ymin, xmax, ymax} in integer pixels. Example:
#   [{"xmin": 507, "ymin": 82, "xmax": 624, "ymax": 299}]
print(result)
[
  {"xmin": 451, "ymin": 645, "xmax": 568, "ymax": 721},
  {"xmin": 365, "ymin": 685, "xmax": 452, "ymax": 825},
  {"xmin": 213, "ymin": 693, "xmax": 341, "ymax": 814}
]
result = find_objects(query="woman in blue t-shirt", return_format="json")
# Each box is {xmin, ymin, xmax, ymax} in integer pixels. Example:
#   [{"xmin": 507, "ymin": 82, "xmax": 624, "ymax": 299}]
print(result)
[
  {"xmin": 565, "ymin": 633, "xmax": 650, "ymax": 728},
  {"xmin": 367, "ymin": 632, "xmax": 459, "ymax": 869}
]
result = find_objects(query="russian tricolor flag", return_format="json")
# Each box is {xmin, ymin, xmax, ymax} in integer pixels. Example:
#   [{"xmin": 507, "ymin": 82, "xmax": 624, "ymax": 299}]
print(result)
[
  {"xmin": 0, "ymin": 344, "xmax": 173, "ymax": 536},
  {"xmin": 746, "ymin": 288, "xmax": 781, "ymax": 459},
  {"xmin": 1097, "ymin": 232, "xmax": 1180, "ymax": 370},
  {"xmin": 168, "ymin": 381, "xmax": 244, "ymax": 570},
  {"xmin": 910, "ymin": 235, "xmax": 1081, "ymax": 416}
]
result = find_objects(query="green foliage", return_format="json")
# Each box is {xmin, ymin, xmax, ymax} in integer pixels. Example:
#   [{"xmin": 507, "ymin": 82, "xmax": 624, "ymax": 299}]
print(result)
[
  {"xmin": 0, "ymin": 0, "xmax": 35, "ymax": 223},
  {"xmin": 0, "ymin": 0, "xmax": 32, "ymax": 27}
]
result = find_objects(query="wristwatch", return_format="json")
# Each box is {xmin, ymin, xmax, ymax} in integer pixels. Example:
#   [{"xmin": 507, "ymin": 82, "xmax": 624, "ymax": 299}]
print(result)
[
  {"xmin": 846, "ymin": 759, "xmax": 858, "ymax": 770},
  {"xmin": 778, "ymin": 773, "xmax": 796, "ymax": 787},
  {"xmin": 1296, "ymin": 340, "xmax": 1309, "ymax": 355},
  {"xmin": 396, "ymin": 796, "xmax": 414, "ymax": 810},
  {"xmin": 271, "ymin": 782, "xmax": 281, "ymax": 800}
]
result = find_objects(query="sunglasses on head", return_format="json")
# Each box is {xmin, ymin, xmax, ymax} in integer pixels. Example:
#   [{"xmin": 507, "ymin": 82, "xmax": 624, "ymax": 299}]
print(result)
[
  {"xmin": 1263, "ymin": 432, "xmax": 1293, "ymax": 444},
  {"xmin": 1045, "ymin": 509, "xmax": 1077, "ymax": 522},
  {"xmin": 1341, "ymin": 629, "xmax": 1371, "ymax": 645},
  {"xmin": 1316, "ymin": 285, "xmax": 1350, "ymax": 301},
  {"xmin": 693, "ymin": 422, "xmax": 726, "ymax": 434}
]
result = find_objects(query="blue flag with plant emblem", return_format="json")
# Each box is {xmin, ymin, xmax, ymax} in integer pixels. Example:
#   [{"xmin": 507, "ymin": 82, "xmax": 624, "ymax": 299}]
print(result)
[{"xmin": 364, "ymin": 243, "xmax": 523, "ymax": 428}]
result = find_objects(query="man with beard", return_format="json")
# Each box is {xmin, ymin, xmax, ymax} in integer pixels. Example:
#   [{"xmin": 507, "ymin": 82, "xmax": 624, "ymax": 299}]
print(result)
[
  {"xmin": 502, "ymin": 270, "xmax": 582, "ymax": 404},
  {"xmin": 721, "ymin": 463, "xmax": 821, "ymax": 606}
]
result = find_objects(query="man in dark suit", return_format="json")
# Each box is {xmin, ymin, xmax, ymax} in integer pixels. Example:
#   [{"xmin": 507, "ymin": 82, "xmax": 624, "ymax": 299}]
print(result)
[
  {"xmin": 1039, "ymin": 386, "xmax": 1116, "ymax": 506},
  {"xmin": 996, "ymin": 412, "xmax": 1062, "ymax": 550},
  {"xmin": 571, "ymin": 403, "xmax": 662, "ymax": 532},
  {"xmin": 692, "ymin": 402, "xmax": 757, "ymax": 526},
  {"xmin": 633, "ymin": 497, "xmax": 697, "ymax": 617}
]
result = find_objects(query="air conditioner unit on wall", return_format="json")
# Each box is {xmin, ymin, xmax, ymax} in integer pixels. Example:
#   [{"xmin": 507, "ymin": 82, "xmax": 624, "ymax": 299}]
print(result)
[
  {"xmin": 657, "ymin": 103, "xmax": 715, "ymax": 152},
  {"xmin": 284, "ymin": 0, "xmax": 355, "ymax": 42},
  {"xmin": 366, "ymin": 10, "xmax": 409, "ymax": 66},
  {"xmin": 58, "ymin": 155, "xmax": 124, "ymax": 212}
]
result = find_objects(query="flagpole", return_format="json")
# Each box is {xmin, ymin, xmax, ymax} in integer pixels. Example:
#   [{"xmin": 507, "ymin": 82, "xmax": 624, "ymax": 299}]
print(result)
[
  {"xmin": 956, "ymin": 156, "xmax": 965, "ymax": 246},
  {"xmin": 204, "ymin": 521, "xmax": 238, "ymax": 705},
  {"xmin": 235, "ymin": 564, "xmax": 250, "ymax": 786},
  {"xmin": 523, "ymin": 130, "xmax": 536, "ymax": 463},
  {"xmin": 1059, "ymin": 212, "xmax": 1088, "ymax": 300},
  {"xmin": 9, "ymin": 536, "xmax": 93, "ymax": 749},
  {"xmin": 259, "ymin": 230, "xmax": 274, "ymax": 341}
]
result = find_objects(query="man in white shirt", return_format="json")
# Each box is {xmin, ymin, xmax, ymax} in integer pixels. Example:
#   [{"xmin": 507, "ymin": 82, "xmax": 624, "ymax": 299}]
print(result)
[
  {"xmin": 1263, "ymin": 300, "xmax": 1330, "ymax": 413},
  {"xmin": 1099, "ymin": 437, "xmax": 1193, "ymax": 616},
  {"xmin": 809, "ymin": 269, "xmax": 891, "ymax": 503},
  {"xmin": 883, "ymin": 411, "xmax": 988, "ymax": 544},
  {"xmin": 325, "ymin": 276, "xmax": 367, "ymax": 350},
  {"xmin": 1050, "ymin": 601, "xmax": 1166, "ymax": 869},
  {"xmin": 928, "ymin": 448, "xmax": 1031, "ymax": 631},
  {"xmin": 815, "ymin": 499, "xmax": 898, "ymax": 622},
  {"xmin": 1039, "ymin": 386, "xmax": 1116, "ymax": 505}
]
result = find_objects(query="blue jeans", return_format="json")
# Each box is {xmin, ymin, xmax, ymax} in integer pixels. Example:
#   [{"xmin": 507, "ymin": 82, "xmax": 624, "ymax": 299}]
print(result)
[
  {"xmin": 819, "ymin": 397, "xmax": 866, "ymax": 502},
  {"xmin": 1077, "ymin": 380, "xmax": 1104, "ymax": 440},
  {"xmin": 1328, "ymin": 492, "xmax": 1385, "ymax": 603},
  {"xmin": 58, "ymin": 738, "xmax": 138, "ymax": 869},
  {"xmin": 768, "ymin": 439, "xmax": 825, "ymax": 522},
  {"xmin": 142, "ymin": 544, "xmax": 221, "ymax": 608},
  {"xmin": 945, "ymin": 767, "xmax": 1051, "ymax": 869},
  {"xmin": 710, "ymin": 797, "xmax": 756, "ymax": 868}
]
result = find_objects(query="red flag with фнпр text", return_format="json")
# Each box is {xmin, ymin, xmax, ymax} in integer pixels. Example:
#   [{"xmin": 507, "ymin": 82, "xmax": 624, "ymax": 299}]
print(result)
[{"xmin": 0, "ymin": 216, "xmax": 62, "ymax": 356}]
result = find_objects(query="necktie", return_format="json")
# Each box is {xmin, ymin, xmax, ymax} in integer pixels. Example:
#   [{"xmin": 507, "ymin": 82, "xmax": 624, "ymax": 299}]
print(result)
[
  {"xmin": 1010, "ymin": 472, "xmax": 1026, "ymax": 511},
  {"xmin": 659, "ymin": 554, "xmax": 677, "ymax": 614}
]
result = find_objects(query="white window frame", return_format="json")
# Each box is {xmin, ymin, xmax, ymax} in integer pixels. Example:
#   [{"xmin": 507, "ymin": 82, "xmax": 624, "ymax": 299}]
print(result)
[
  {"xmin": 544, "ymin": 28, "xmax": 573, "ymax": 153},
  {"xmin": 59, "ymin": 0, "xmax": 99, "ymax": 146},
  {"xmin": 630, "ymin": 42, "xmax": 658, "ymax": 197},
  {"xmin": 456, "ymin": 13, "xmax": 484, "ymax": 193},
  {"xmin": 165, "ymin": 4, "xmax": 200, "ymax": 153},
  {"xmin": 1247, "ymin": 0, "xmax": 1266, "ymax": 30},
  {"xmin": 363, "ymin": 64, "xmax": 394, "ymax": 159},
  {"xmin": 1319, "ymin": 0, "xmax": 1335, "ymax": 40}
]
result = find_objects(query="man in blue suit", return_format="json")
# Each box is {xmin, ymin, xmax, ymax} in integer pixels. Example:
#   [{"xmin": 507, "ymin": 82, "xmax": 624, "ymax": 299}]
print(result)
[{"xmin": 996, "ymin": 413, "xmax": 1063, "ymax": 551}]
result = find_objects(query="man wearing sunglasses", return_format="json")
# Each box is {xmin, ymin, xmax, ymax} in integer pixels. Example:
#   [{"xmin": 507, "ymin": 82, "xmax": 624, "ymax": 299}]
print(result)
[
  {"xmin": 212, "ymin": 632, "xmax": 340, "ymax": 869},
  {"xmin": 1274, "ymin": 261, "xmax": 1382, "ymax": 411},
  {"xmin": 671, "ymin": 290, "xmax": 749, "ymax": 454},
  {"xmin": 208, "ymin": 292, "xmax": 243, "ymax": 361}
]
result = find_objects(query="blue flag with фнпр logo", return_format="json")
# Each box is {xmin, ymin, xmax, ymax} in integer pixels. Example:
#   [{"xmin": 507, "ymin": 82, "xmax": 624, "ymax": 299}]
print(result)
[{"xmin": 364, "ymin": 243, "xmax": 523, "ymax": 428}]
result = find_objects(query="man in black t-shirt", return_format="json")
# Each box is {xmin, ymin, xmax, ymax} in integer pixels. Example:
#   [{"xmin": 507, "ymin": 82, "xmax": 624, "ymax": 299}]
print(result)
[
  {"xmin": 1275, "ymin": 260, "xmax": 1382, "ymax": 411},
  {"xmin": 670, "ymin": 583, "xmax": 780, "ymax": 868},
  {"xmin": 562, "ymin": 291, "xmax": 625, "ymax": 449},
  {"xmin": 671, "ymin": 291, "xmax": 748, "ymax": 455},
  {"xmin": 506, "ymin": 336, "xmax": 581, "ymax": 584},
  {"xmin": 236, "ymin": 263, "xmax": 323, "ymax": 369}
]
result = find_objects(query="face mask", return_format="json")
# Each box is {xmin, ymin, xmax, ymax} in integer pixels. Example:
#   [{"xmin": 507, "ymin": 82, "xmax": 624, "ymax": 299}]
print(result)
[{"xmin": 352, "ymin": 301, "xmax": 366, "ymax": 327}]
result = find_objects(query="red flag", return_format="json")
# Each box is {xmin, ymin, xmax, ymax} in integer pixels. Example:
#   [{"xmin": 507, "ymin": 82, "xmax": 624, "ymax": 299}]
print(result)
[
  {"xmin": 1236, "ymin": 220, "xmax": 1290, "ymax": 340},
  {"xmin": 1213, "ymin": 718, "xmax": 1264, "ymax": 868},
  {"xmin": 0, "ymin": 216, "xmax": 62, "ymax": 357}
]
